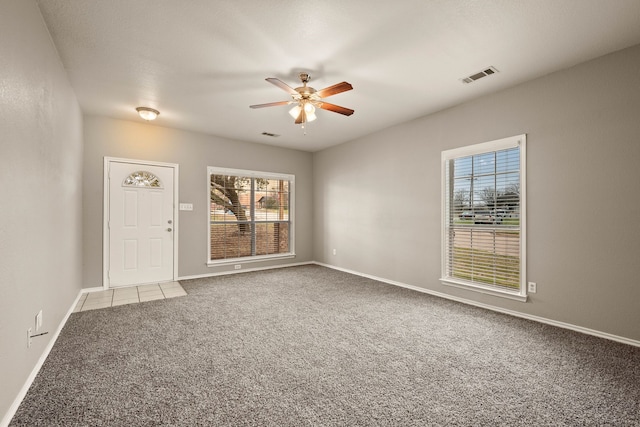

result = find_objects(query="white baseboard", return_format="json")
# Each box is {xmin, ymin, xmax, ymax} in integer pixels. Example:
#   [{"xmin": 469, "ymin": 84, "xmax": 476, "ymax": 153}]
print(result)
[
  {"xmin": 1, "ymin": 289, "xmax": 85, "ymax": 427},
  {"xmin": 314, "ymin": 262, "xmax": 640, "ymax": 348},
  {"xmin": 177, "ymin": 261, "xmax": 314, "ymax": 281}
]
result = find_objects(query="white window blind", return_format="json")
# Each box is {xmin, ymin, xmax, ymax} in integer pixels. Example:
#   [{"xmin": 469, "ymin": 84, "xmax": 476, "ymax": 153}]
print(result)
[
  {"xmin": 441, "ymin": 135, "xmax": 526, "ymax": 300},
  {"xmin": 208, "ymin": 167, "xmax": 294, "ymax": 264}
]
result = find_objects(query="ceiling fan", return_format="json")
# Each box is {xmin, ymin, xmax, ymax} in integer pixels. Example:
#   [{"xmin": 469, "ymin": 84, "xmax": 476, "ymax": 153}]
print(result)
[{"xmin": 250, "ymin": 73, "xmax": 354, "ymax": 125}]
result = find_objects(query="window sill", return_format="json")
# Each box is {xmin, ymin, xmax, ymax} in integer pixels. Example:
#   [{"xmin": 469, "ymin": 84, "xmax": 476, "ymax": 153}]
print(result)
[
  {"xmin": 207, "ymin": 253, "xmax": 296, "ymax": 267},
  {"xmin": 440, "ymin": 278, "xmax": 528, "ymax": 302}
]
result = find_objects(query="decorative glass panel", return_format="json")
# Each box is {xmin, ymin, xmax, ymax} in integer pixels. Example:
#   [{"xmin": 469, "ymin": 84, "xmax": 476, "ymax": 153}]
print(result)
[{"xmin": 123, "ymin": 171, "xmax": 163, "ymax": 188}]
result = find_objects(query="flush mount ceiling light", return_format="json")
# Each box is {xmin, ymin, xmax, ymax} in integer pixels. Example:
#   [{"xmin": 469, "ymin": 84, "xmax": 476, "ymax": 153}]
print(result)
[
  {"xmin": 136, "ymin": 107, "xmax": 160, "ymax": 121},
  {"xmin": 250, "ymin": 73, "xmax": 353, "ymax": 127}
]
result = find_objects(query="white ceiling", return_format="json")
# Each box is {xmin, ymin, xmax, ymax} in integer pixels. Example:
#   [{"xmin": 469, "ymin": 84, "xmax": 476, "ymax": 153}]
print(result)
[{"xmin": 37, "ymin": 0, "xmax": 640, "ymax": 152}]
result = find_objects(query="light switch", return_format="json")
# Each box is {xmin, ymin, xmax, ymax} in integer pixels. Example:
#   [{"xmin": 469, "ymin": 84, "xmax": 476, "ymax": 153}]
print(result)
[{"xmin": 179, "ymin": 203, "xmax": 193, "ymax": 211}]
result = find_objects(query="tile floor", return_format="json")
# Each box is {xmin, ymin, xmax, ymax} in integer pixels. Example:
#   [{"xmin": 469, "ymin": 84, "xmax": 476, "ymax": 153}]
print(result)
[{"xmin": 73, "ymin": 282, "xmax": 187, "ymax": 312}]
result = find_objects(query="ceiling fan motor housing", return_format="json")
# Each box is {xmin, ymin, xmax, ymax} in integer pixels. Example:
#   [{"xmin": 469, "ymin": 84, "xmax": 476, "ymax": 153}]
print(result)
[
  {"xmin": 295, "ymin": 73, "xmax": 317, "ymax": 100},
  {"xmin": 295, "ymin": 86, "xmax": 317, "ymax": 100}
]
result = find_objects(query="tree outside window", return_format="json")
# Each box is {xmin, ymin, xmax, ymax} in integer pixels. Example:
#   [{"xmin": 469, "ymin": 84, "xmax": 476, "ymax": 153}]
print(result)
[{"xmin": 208, "ymin": 168, "xmax": 294, "ymax": 263}]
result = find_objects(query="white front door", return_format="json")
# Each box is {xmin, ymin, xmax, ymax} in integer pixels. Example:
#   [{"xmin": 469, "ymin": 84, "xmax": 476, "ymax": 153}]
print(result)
[{"xmin": 107, "ymin": 161, "xmax": 175, "ymax": 287}]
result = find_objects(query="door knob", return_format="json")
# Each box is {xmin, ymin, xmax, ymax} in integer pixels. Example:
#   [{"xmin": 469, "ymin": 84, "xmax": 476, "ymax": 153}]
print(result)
[{"xmin": 167, "ymin": 228, "xmax": 172, "ymax": 232}]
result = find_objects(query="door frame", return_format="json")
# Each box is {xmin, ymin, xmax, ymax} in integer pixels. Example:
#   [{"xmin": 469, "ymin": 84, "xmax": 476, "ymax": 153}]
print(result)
[{"xmin": 103, "ymin": 157, "xmax": 180, "ymax": 289}]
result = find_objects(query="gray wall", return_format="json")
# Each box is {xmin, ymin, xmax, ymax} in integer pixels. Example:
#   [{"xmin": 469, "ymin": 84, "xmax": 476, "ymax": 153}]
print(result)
[
  {"xmin": 0, "ymin": 0, "xmax": 84, "ymax": 422},
  {"xmin": 82, "ymin": 117, "xmax": 314, "ymax": 287},
  {"xmin": 313, "ymin": 44, "xmax": 640, "ymax": 342}
]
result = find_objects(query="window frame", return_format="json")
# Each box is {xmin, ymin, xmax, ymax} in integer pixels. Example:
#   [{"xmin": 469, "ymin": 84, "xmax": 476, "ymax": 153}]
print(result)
[
  {"xmin": 207, "ymin": 166, "xmax": 295, "ymax": 266},
  {"xmin": 440, "ymin": 134, "xmax": 527, "ymax": 301}
]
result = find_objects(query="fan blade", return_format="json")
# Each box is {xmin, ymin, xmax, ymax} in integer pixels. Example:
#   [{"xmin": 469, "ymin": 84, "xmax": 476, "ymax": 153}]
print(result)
[
  {"xmin": 250, "ymin": 101, "xmax": 291, "ymax": 109},
  {"xmin": 294, "ymin": 109, "xmax": 306, "ymax": 124},
  {"xmin": 316, "ymin": 81, "xmax": 353, "ymax": 98},
  {"xmin": 319, "ymin": 102, "xmax": 354, "ymax": 116},
  {"xmin": 266, "ymin": 78, "xmax": 298, "ymax": 95}
]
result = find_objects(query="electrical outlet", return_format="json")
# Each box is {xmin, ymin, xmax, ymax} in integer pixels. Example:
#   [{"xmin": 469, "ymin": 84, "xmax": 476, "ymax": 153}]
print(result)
[
  {"xmin": 36, "ymin": 310, "xmax": 43, "ymax": 332},
  {"xmin": 332, "ymin": 249, "xmax": 337, "ymax": 255},
  {"xmin": 528, "ymin": 282, "xmax": 537, "ymax": 293},
  {"xmin": 234, "ymin": 264, "xmax": 241, "ymax": 270},
  {"xmin": 27, "ymin": 328, "xmax": 32, "ymax": 348}
]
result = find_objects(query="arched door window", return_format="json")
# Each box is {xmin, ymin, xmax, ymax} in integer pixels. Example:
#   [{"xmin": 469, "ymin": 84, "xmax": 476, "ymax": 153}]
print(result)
[{"xmin": 122, "ymin": 171, "xmax": 163, "ymax": 188}]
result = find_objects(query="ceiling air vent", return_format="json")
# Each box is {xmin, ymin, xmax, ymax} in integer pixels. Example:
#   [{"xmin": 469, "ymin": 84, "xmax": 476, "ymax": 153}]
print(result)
[
  {"xmin": 461, "ymin": 66, "xmax": 499, "ymax": 84},
  {"xmin": 261, "ymin": 132, "xmax": 280, "ymax": 137}
]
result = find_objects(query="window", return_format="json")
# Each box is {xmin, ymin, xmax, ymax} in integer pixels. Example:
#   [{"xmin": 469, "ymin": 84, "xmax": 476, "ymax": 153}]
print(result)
[
  {"xmin": 208, "ymin": 167, "xmax": 294, "ymax": 265},
  {"xmin": 441, "ymin": 135, "xmax": 526, "ymax": 301},
  {"xmin": 123, "ymin": 171, "xmax": 162, "ymax": 188}
]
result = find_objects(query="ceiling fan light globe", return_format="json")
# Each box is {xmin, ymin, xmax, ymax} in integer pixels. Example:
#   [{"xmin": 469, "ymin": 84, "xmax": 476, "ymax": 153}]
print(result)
[
  {"xmin": 303, "ymin": 103, "xmax": 315, "ymax": 114},
  {"xmin": 289, "ymin": 105, "xmax": 302, "ymax": 119}
]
